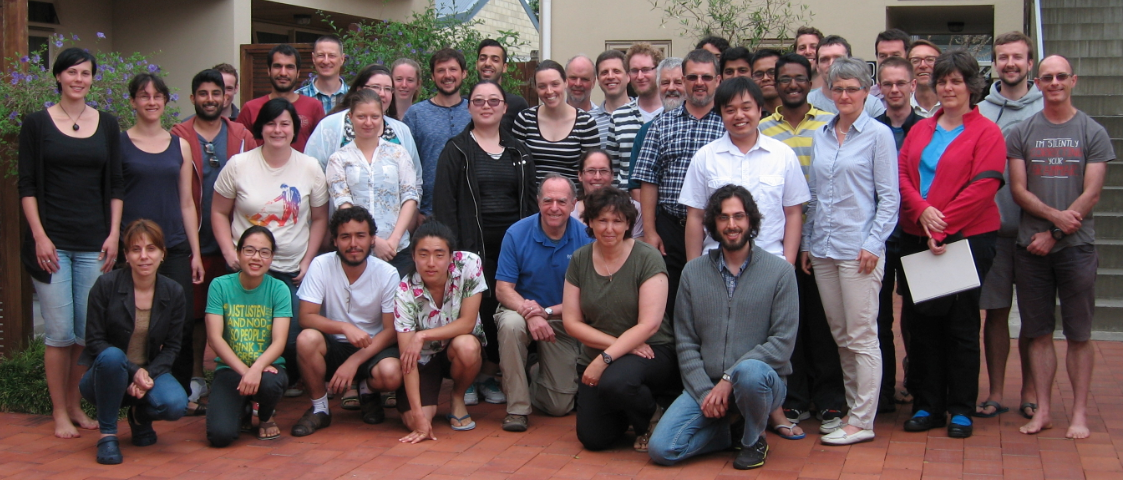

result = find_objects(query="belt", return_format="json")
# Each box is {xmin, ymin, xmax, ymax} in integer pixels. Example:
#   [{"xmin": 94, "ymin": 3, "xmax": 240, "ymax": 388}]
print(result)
[{"xmin": 658, "ymin": 207, "xmax": 687, "ymax": 227}]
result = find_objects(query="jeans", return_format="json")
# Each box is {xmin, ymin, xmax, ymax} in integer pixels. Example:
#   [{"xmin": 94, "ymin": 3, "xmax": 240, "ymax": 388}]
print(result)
[
  {"xmin": 575, "ymin": 343, "xmax": 681, "ymax": 451},
  {"xmin": 34, "ymin": 249, "xmax": 105, "ymax": 347},
  {"xmin": 648, "ymin": 359, "xmax": 785, "ymax": 466},
  {"xmin": 206, "ymin": 366, "xmax": 288, "ymax": 447},
  {"xmin": 78, "ymin": 347, "xmax": 187, "ymax": 435},
  {"xmin": 268, "ymin": 270, "xmax": 302, "ymax": 386},
  {"xmin": 161, "ymin": 242, "xmax": 196, "ymax": 392}
]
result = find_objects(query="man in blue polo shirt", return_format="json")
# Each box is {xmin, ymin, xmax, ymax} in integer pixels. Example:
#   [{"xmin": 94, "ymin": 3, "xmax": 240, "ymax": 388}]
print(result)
[{"xmin": 494, "ymin": 174, "xmax": 593, "ymax": 432}]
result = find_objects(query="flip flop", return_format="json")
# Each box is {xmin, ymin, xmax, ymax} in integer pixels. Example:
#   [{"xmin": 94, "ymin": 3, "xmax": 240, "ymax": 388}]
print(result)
[
  {"xmin": 1019, "ymin": 403, "xmax": 1038, "ymax": 420},
  {"xmin": 447, "ymin": 413, "xmax": 476, "ymax": 431},
  {"xmin": 258, "ymin": 420, "xmax": 281, "ymax": 440},
  {"xmin": 973, "ymin": 400, "xmax": 1009, "ymax": 418},
  {"xmin": 771, "ymin": 423, "xmax": 806, "ymax": 440}
]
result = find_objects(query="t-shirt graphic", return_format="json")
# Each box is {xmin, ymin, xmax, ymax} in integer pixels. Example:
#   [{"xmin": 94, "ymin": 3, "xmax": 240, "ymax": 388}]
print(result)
[{"xmin": 251, "ymin": 183, "xmax": 301, "ymax": 227}]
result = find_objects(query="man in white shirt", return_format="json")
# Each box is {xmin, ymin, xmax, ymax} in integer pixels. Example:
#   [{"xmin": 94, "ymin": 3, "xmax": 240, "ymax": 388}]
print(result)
[
  {"xmin": 907, "ymin": 40, "xmax": 943, "ymax": 118},
  {"xmin": 680, "ymin": 77, "xmax": 809, "ymax": 264},
  {"xmin": 291, "ymin": 207, "xmax": 402, "ymax": 436}
]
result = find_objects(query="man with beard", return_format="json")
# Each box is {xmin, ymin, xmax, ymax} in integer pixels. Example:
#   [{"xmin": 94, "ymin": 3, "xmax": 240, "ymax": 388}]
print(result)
[
  {"xmin": 565, "ymin": 55, "xmax": 596, "ymax": 112},
  {"xmin": 757, "ymin": 54, "xmax": 845, "ymax": 431},
  {"xmin": 750, "ymin": 49, "xmax": 783, "ymax": 114},
  {"xmin": 589, "ymin": 50, "xmax": 632, "ymax": 148},
  {"xmin": 402, "ymin": 48, "xmax": 472, "ymax": 218},
  {"xmin": 607, "ymin": 43, "xmax": 665, "ymax": 187},
  {"xmin": 625, "ymin": 57, "xmax": 685, "ymax": 197},
  {"xmin": 494, "ymin": 175, "xmax": 593, "ymax": 432},
  {"xmin": 907, "ymin": 40, "xmax": 943, "ymax": 117},
  {"xmin": 290, "ymin": 206, "xmax": 403, "ymax": 436},
  {"xmin": 296, "ymin": 35, "xmax": 349, "ymax": 114},
  {"xmin": 633, "ymin": 49, "xmax": 725, "ymax": 316},
  {"xmin": 648, "ymin": 184, "xmax": 798, "ymax": 470},
  {"xmin": 476, "ymin": 38, "xmax": 529, "ymax": 132},
  {"xmin": 806, "ymin": 36, "xmax": 885, "ymax": 117},
  {"xmin": 171, "ymin": 70, "xmax": 257, "ymax": 408},
  {"xmin": 976, "ymin": 31, "xmax": 1043, "ymax": 420},
  {"xmin": 236, "ymin": 44, "xmax": 324, "ymax": 152}
]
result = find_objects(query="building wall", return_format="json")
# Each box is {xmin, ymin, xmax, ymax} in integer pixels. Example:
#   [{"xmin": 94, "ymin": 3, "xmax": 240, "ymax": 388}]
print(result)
[
  {"xmin": 268, "ymin": 0, "xmax": 423, "ymax": 22},
  {"xmin": 471, "ymin": 0, "xmax": 539, "ymax": 60},
  {"xmin": 46, "ymin": 0, "xmax": 116, "ymax": 51}
]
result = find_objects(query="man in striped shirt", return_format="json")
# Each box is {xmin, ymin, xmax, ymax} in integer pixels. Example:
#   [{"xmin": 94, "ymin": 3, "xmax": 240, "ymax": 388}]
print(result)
[
  {"xmin": 758, "ymin": 54, "xmax": 835, "ymax": 178},
  {"xmin": 589, "ymin": 50, "xmax": 632, "ymax": 149},
  {"xmin": 607, "ymin": 43, "xmax": 665, "ymax": 188}
]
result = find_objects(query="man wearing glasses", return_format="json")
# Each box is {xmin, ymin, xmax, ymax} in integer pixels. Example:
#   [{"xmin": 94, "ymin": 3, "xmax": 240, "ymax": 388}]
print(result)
[
  {"xmin": 906, "ymin": 39, "xmax": 943, "ymax": 117},
  {"xmin": 296, "ymin": 35, "xmax": 349, "ymax": 114},
  {"xmin": 171, "ymin": 69, "xmax": 258, "ymax": 407},
  {"xmin": 806, "ymin": 36, "xmax": 885, "ymax": 117},
  {"xmin": 290, "ymin": 206, "xmax": 403, "ymax": 436},
  {"xmin": 608, "ymin": 43, "xmax": 665, "ymax": 187},
  {"xmin": 750, "ymin": 49, "xmax": 783, "ymax": 115}
]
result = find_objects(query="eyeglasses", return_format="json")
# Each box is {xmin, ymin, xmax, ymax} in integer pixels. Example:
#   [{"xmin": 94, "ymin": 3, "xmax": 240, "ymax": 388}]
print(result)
[
  {"xmin": 362, "ymin": 84, "xmax": 393, "ymax": 93},
  {"xmin": 685, "ymin": 74, "xmax": 716, "ymax": 82},
  {"xmin": 135, "ymin": 94, "xmax": 165, "ymax": 103},
  {"xmin": 628, "ymin": 67, "xmax": 655, "ymax": 76},
  {"xmin": 1038, "ymin": 73, "xmax": 1072, "ymax": 83},
  {"xmin": 471, "ymin": 97, "xmax": 504, "ymax": 107},
  {"xmin": 582, "ymin": 168, "xmax": 612, "ymax": 177},
  {"xmin": 717, "ymin": 213, "xmax": 748, "ymax": 222},
  {"xmin": 751, "ymin": 70, "xmax": 776, "ymax": 80},
  {"xmin": 777, "ymin": 76, "xmax": 809, "ymax": 85},
  {"xmin": 909, "ymin": 56, "xmax": 937, "ymax": 66},
  {"xmin": 879, "ymin": 81, "xmax": 911, "ymax": 90},
  {"xmin": 240, "ymin": 246, "xmax": 273, "ymax": 259},
  {"xmin": 830, "ymin": 86, "xmax": 865, "ymax": 96},
  {"xmin": 204, "ymin": 142, "xmax": 219, "ymax": 169}
]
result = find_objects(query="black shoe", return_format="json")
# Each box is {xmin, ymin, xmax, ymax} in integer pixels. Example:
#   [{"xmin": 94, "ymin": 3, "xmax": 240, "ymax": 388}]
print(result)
[
  {"xmin": 733, "ymin": 436, "xmax": 768, "ymax": 470},
  {"xmin": 127, "ymin": 405, "xmax": 157, "ymax": 447},
  {"xmin": 360, "ymin": 394, "xmax": 385, "ymax": 425},
  {"xmin": 903, "ymin": 411, "xmax": 946, "ymax": 432},
  {"xmin": 96, "ymin": 436, "xmax": 123, "ymax": 465},
  {"xmin": 291, "ymin": 407, "xmax": 332, "ymax": 437},
  {"xmin": 947, "ymin": 415, "xmax": 973, "ymax": 438},
  {"xmin": 877, "ymin": 395, "xmax": 897, "ymax": 414}
]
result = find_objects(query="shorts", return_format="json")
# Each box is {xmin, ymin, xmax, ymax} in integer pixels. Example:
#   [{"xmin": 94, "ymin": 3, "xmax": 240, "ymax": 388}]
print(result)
[
  {"xmin": 35, "ymin": 250, "xmax": 105, "ymax": 347},
  {"xmin": 1015, "ymin": 244, "xmax": 1098, "ymax": 341},
  {"xmin": 322, "ymin": 333, "xmax": 400, "ymax": 381},
  {"xmin": 396, "ymin": 350, "xmax": 454, "ymax": 413},
  {"xmin": 979, "ymin": 236, "xmax": 1016, "ymax": 310}
]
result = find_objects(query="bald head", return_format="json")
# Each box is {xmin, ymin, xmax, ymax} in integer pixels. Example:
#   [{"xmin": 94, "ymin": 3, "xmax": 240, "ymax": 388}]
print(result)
[
  {"xmin": 566, "ymin": 55, "xmax": 596, "ymax": 108},
  {"xmin": 1039, "ymin": 54, "xmax": 1072, "ymax": 73},
  {"xmin": 1036, "ymin": 54, "xmax": 1077, "ymax": 105}
]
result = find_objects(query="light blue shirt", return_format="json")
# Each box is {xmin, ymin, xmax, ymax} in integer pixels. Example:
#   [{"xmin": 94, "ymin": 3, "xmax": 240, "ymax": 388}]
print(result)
[
  {"xmin": 803, "ymin": 112, "xmax": 900, "ymax": 259},
  {"xmin": 296, "ymin": 77, "xmax": 349, "ymax": 114},
  {"xmin": 920, "ymin": 124, "xmax": 964, "ymax": 199}
]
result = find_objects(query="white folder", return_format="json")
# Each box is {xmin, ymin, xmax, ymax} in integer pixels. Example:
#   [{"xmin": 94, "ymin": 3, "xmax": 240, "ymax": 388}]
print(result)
[{"xmin": 900, "ymin": 240, "xmax": 980, "ymax": 303}]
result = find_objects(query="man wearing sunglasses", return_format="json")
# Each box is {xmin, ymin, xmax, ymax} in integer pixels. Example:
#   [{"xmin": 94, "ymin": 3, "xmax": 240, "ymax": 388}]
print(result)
[{"xmin": 171, "ymin": 69, "xmax": 257, "ymax": 408}]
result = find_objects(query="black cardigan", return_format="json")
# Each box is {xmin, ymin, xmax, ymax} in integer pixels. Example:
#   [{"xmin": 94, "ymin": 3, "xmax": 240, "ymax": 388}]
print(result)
[{"xmin": 79, "ymin": 268, "xmax": 185, "ymax": 379}]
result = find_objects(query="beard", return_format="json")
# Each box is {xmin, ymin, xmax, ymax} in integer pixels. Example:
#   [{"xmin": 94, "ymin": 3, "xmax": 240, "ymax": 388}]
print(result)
[
  {"xmin": 435, "ymin": 80, "xmax": 462, "ymax": 97},
  {"xmin": 568, "ymin": 91, "xmax": 588, "ymax": 105},
  {"xmin": 718, "ymin": 229, "xmax": 750, "ymax": 251},
  {"xmin": 688, "ymin": 92, "xmax": 714, "ymax": 108},
  {"xmin": 1000, "ymin": 69, "xmax": 1029, "ymax": 88},
  {"xmin": 338, "ymin": 247, "xmax": 371, "ymax": 267},
  {"xmin": 662, "ymin": 94, "xmax": 684, "ymax": 111},
  {"xmin": 194, "ymin": 102, "xmax": 222, "ymax": 121},
  {"xmin": 270, "ymin": 76, "xmax": 295, "ymax": 93}
]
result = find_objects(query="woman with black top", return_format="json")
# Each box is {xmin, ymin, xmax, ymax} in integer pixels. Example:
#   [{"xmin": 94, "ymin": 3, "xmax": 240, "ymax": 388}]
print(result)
[
  {"xmin": 513, "ymin": 60, "xmax": 600, "ymax": 183},
  {"xmin": 433, "ymin": 80, "xmax": 537, "ymax": 399},
  {"xmin": 18, "ymin": 47, "xmax": 123, "ymax": 439},
  {"xmin": 120, "ymin": 73, "xmax": 205, "ymax": 415}
]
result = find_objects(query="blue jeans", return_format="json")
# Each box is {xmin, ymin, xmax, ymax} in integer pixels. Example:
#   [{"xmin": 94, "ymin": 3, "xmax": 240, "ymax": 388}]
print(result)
[
  {"xmin": 648, "ymin": 359, "xmax": 785, "ymax": 466},
  {"xmin": 33, "ymin": 250, "xmax": 104, "ymax": 347},
  {"xmin": 79, "ymin": 347, "xmax": 187, "ymax": 435}
]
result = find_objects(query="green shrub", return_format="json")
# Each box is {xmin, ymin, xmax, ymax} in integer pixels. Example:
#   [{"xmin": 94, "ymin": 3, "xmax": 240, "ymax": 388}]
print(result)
[{"xmin": 0, "ymin": 337, "xmax": 52, "ymax": 414}]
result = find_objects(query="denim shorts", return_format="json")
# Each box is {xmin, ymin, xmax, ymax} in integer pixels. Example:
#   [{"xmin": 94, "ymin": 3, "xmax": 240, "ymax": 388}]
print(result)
[{"xmin": 33, "ymin": 250, "xmax": 105, "ymax": 347}]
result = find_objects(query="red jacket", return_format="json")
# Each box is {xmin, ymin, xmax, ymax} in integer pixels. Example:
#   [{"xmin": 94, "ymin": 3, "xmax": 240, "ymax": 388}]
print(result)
[
  {"xmin": 169, "ymin": 117, "xmax": 258, "ymax": 227},
  {"xmin": 898, "ymin": 107, "xmax": 1006, "ymax": 242}
]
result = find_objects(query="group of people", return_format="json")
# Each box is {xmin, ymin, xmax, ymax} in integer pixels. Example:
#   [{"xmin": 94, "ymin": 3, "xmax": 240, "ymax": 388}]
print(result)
[{"xmin": 17, "ymin": 25, "xmax": 1111, "ymax": 470}]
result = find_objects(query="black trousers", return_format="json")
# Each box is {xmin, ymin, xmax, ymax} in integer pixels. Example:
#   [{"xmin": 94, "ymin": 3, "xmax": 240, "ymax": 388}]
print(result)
[
  {"xmin": 876, "ymin": 235, "xmax": 903, "ymax": 401},
  {"xmin": 161, "ymin": 241, "xmax": 195, "ymax": 393},
  {"xmin": 655, "ymin": 208, "xmax": 687, "ymax": 317},
  {"xmin": 575, "ymin": 343, "xmax": 681, "ymax": 451},
  {"xmin": 784, "ymin": 267, "xmax": 846, "ymax": 412},
  {"xmin": 899, "ymin": 232, "xmax": 995, "ymax": 418},
  {"xmin": 206, "ymin": 366, "xmax": 288, "ymax": 447}
]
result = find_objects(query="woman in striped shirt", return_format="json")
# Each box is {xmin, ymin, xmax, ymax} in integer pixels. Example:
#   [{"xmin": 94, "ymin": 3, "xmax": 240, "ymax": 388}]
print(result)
[{"xmin": 513, "ymin": 60, "xmax": 601, "ymax": 184}]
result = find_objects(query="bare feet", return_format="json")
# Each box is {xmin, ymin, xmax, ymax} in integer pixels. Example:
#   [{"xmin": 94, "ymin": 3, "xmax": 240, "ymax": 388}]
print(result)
[
  {"xmin": 1066, "ymin": 412, "xmax": 1090, "ymax": 439},
  {"xmin": 53, "ymin": 413, "xmax": 81, "ymax": 439},
  {"xmin": 69, "ymin": 410, "xmax": 98, "ymax": 430},
  {"xmin": 1019, "ymin": 415, "xmax": 1053, "ymax": 435}
]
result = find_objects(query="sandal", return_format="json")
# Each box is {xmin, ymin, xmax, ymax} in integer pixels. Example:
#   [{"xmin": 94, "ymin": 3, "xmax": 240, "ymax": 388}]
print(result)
[
  {"xmin": 447, "ymin": 413, "xmax": 476, "ymax": 431},
  {"xmin": 382, "ymin": 391, "xmax": 397, "ymax": 408},
  {"xmin": 771, "ymin": 423, "xmax": 806, "ymax": 440},
  {"xmin": 973, "ymin": 400, "xmax": 1009, "ymax": 418},
  {"xmin": 291, "ymin": 407, "xmax": 332, "ymax": 437},
  {"xmin": 1019, "ymin": 402, "xmax": 1038, "ymax": 420},
  {"xmin": 341, "ymin": 387, "xmax": 360, "ymax": 410},
  {"xmin": 185, "ymin": 401, "xmax": 207, "ymax": 417},
  {"xmin": 257, "ymin": 420, "xmax": 281, "ymax": 441}
]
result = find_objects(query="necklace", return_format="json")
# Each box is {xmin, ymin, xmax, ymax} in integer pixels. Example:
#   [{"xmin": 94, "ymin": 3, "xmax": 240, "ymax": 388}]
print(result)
[{"xmin": 60, "ymin": 104, "xmax": 87, "ymax": 131}]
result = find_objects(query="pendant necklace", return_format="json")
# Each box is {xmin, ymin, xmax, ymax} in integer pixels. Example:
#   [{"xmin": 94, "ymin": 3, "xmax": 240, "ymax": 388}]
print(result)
[{"xmin": 61, "ymin": 104, "xmax": 87, "ymax": 131}]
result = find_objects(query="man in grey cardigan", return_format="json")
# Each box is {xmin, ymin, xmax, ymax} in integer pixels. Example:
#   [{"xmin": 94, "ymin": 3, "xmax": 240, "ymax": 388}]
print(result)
[{"xmin": 648, "ymin": 185, "xmax": 799, "ymax": 470}]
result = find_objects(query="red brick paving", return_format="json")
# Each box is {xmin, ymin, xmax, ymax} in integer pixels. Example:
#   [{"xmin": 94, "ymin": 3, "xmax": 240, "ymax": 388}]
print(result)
[{"xmin": 4, "ymin": 336, "xmax": 1123, "ymax": 479}]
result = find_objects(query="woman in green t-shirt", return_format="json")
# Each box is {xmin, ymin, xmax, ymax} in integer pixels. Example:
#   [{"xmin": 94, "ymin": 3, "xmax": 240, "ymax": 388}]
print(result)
[
  {"xmin": 562, "ymin": 187, "xmax": 680, "ymax": 453},
  {"xmin": 204, "ymin": 226, "xmax": 292, "ymax": 446}
]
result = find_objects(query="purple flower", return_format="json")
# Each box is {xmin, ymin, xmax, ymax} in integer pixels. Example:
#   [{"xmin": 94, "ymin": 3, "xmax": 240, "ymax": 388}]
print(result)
[
  {"xmin": 106, "ymin": 88, "xmax": 112, "ymax": 95},
  {"xmin": 96, "ymin": 32, "xmax": 105, "ymax": 39},
  {"xmin": 104, "ymin": 65, "xmax": 115, "ymax": 73},
  {"xmin": 30, "ymin": 55, "xmax": 40, "ymax": 63},
  {"xmin": 147, "ymin": 64, "xmax": 158, "ymax": 73},
  {"xmin": 19, "ymin": 56, "xmax": 28, "ymax": 63},
  {"xmin": 54, "ymin": 40, "xmax": 63, "ymax": 48},
  {"xmin": 122, "ymin": 93, "xmax": 129, "ymax": 99},
  {"xmin": 8, "ymin": 111, "xmax": 18, "ymax": 120},
  {"xmin": 44, "ymin": 101, "xmax": 54, "ymax": 108},
  {"xmin": 95, "ymin": 74, "xmax": 102, "ymax": 81},
  {"xmin": 170, "ymin": 93, "xmax": 178, "ymax": 102},
  {"xmin": 71, "ymin": 34, "xmax": 79, "ymax": 41},
  {"xmin": 172, "ymin": 112, "xmax": 179, "ymax": 117},
  {"xmin": 87, "ymin": 100, "xmax": 98, "ymax": 108}
]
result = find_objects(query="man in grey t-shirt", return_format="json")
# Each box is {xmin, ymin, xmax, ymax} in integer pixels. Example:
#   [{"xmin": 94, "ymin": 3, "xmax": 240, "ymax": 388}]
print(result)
[{"xmin": 1008, "ymin": 55, "xmax": 1114, "ymax": 440}]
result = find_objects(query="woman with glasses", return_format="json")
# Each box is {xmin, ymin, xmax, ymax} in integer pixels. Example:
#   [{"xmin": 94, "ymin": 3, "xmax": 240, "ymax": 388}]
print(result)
[
  {"xmin": 204, "ymin": 226, "xmax": 292, "ymax": 446},
  {"xmin": 513, "ymin": 60, "xmax": 600, "ymax": 183},
  {"xmin": 574, "ymin": 149, "xmax": 644, "ymax": 239},
  {"xmin": 898, "ymin": 50, "xmax": 1004, "ymax": 439},
  {"xmin": 801, "ymin": 57, "xmax": 899, "ymax": 445},
  {"xmin": 120, "ymin": 73, "xmax": 206, "ymax": 415},
  {"xmin": 18, "ymin": 47, "xmax": 122, "ymax": 439},
  {"xmin": 391, "ymin": 58, "xmax": 422, "ymax": 121},
  {"xmin": 434, "ymin": 80, "xmax": 538, "ymax": 398}
]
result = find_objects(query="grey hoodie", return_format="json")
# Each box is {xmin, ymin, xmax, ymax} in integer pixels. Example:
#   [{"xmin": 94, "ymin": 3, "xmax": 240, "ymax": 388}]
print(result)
[{"xmin": 979, "ymin": 81, "xmax": 1044, "ymax": 237}]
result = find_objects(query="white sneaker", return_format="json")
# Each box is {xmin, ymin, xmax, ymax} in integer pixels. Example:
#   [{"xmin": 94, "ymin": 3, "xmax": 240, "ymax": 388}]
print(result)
[
  {"xmin": 464, "ymin": 384, "xmax": 479, "ymax": 406},
  {"xmin": 820, "ymin": 428, "xmax": 875, "ymax": 445},
  {"xmin": 189, "ymin": 377, "xmax": 209, "ymax": 402},
  {"xmin": 477, "ymin": 378, "xmax": 506, "ymax": 404}
]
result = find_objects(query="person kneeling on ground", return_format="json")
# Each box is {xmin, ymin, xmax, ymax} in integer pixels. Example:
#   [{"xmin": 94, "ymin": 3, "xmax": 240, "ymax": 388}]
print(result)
[
  {"xmin": 291, "ymin": 206, "xmax": 403, "ymax": 436},
  {"xmin": 81, "ymin": 220, "xmax": 189, "ymax": 464}
]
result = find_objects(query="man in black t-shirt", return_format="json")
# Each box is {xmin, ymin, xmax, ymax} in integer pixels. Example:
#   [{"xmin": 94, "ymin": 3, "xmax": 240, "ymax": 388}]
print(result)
[{"xmin": 476, "ymin": 39, "xmax": 529, "ymax": 132}]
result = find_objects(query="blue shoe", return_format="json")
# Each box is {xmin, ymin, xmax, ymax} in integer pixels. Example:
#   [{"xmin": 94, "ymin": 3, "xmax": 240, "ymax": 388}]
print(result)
[
  {"xmin": 464, "ymin": 384, "xmax": 479, "ymax": 406},
  {"xmin": 96, "ymin": 436, "xmax": 123, "ymax": 465},
  {"xmin": 477, "ymin": 377, "xmax": 506, "ymax": 404}
]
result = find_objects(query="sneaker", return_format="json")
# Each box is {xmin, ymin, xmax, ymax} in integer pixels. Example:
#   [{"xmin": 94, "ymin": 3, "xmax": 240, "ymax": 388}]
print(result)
[
  {"xmin": 733, "ymin": 436, "xmax": 768, "ymax": 470},
  {"xmin": 502, "ymin": 414, "xmax": 528, "ymax": 432},
  {"xmin": 819, "ymin": 409, "xmax": 843, "ymax": 434},
  {"xmin": 284, "ymin": 381, "xmax": 305, "ymax": 398},
  {"xmin": 464, "ymin": 384, "xmax": 479, "ymax": 406},
  {"xmin": 478, "ymin": 377, "xmax": 506, "ymax": 404},
  {"xmin": 783, "ymin": 408, "xmax": 810, "ymax": 424},
  {"xmin": 189, "ymin": 377, "xmax": 209, "ymax": 402}
]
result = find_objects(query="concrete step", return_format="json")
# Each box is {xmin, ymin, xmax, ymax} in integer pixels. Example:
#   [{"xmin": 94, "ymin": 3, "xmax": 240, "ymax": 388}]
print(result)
[
  {"xmin": 1042, "ymin": 39, "xmax": 1123, "ymax": 57},
  {"xmin": 1043, "ymin": 0, "xmax": 1123, "ymax": 9},
  {"xmin": 1098, "ymin": 239, "xmax": 1123, "ymax": 269},
  {"xmin": 1068, "ymin": 76, "xmax": 1123, "ymax": 95},
  {"xmin": 1097, "ymin": 186, "xmax": 1123, "ymax": 211},
  {"xmin": 1064, "ymin": 57, "xmax": 1123, "ymax": 77},
  {"xmin": 1042, "ymin": 6, "xmax": 1123, "ymax": 24},
  {"xmin": 1098, "ymin": 116, "xmax": 1123, "ymax": 138},
  {"xmin": 1104, "ymin": 159, "xmax": 1123, "ymax": 186},
  {"xmin": 1072, "ymin": 96, "xmax": 1123, "ymax": 116},
  {"xmin": 1094, "ymin": 211, "xmax": 1123, "ymax": 238},
  {"xmin": 1096, "ymin": 268, "xmax": 1123, "ymax": 299},
  {"xmin": 1043, "ymin": 22, "xmax": 1123, "ymax": 41}
]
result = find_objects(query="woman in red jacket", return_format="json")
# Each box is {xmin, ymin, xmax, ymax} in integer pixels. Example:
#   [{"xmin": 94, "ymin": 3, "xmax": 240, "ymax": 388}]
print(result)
[{"xmin": 896, "ymin": 50, "xmax": 1005, "ymax": 439}]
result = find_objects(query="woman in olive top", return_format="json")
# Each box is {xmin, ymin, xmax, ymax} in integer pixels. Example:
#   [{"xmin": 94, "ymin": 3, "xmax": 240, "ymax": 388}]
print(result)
[{"xmin": 204, "ymin": 226, "xmax": 292, "ymax": 446}]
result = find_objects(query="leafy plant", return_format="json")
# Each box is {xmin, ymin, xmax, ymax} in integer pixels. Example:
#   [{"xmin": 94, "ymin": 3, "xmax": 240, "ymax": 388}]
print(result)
[
  {"xmin": 0, "ymin": 338, "xmax": 98, "ymax": 417},
  {"xmin": 0, "ymin": 32, "xmax": 180, "ymax": 177},
  {"xmin": 650, "ymin": 0, "xmax": 813, "ymax": 51},
  {"xmin": 322, "ymin": 1, "xmax": 527, "ymax": 100}
]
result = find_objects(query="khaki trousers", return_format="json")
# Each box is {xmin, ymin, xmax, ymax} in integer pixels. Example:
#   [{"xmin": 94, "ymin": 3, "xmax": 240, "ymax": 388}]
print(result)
[{"xmin": 495, "ymin": 307, "xmax": 581, "ymax": 416}]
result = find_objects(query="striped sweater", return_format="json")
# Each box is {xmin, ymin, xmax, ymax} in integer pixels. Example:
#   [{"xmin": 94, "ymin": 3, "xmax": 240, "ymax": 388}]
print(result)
[
  {"xmin": 607, "ymin": 100, "xmax": 647, "ymax": 188},
  {"xmin": 758, "ymin": 105, "xmax": 835, "ymax": 179},
  {"xmin": 513, "ymin": 106, "xmax": 601, "ymax": 183}
]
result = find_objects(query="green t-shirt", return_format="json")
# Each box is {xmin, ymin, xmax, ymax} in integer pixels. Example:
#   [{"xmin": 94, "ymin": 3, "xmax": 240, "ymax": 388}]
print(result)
[
  {"xmin": 565, "ymin": 241, "xmax": 673, "ymax": 365},
  {"xmin": 205, "ymin": 273, "xmax": 292, "ymax": 370}
]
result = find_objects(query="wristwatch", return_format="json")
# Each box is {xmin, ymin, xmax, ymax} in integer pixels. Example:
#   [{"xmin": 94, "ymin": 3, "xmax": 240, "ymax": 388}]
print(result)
[
  {"xmin": 1050, "ymin": 226, "xmax": 1066, "ymax": 240},
  {"xmin": 544, "ymin": 307, "xmax": 554, "ymax": 317},
  {"xmin": 601, "ymin": 352, "xmax": 613, "ymax": 365},
  {"xmin": 721, "ymin": 373, "xmax": 733, "ymax": 383}
]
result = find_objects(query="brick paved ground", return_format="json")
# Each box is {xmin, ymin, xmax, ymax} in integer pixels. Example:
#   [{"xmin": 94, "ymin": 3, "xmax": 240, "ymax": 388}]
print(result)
[{"xmin": 2, "ymin": 336, "xmax": 1123, "ymax": 479}]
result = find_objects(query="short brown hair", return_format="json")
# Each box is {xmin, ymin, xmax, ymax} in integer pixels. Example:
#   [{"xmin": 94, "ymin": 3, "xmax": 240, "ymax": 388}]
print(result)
[
  {"xmin": 908, "ymin": 39, "xmax": 942, "ymax": 57},
  {"xmin": 582, "ymin": 187, "xmax": 638, "ymax": 239},
  {"xmin": 626, "ymin": 42, "xmax": 665, "ymax": 70},
  {"xmin": 212, "ymin": 63, "xmax": 238, "ymax": 83},
  {"xmin": 122, "ymin": 219, "xmax": 167, "ymax": 258},
  {"xmin": 793, "ymin": 26, "xmax": 824, "ymax": 50},
  {"xmin": 993, "ymin": 31, "xmax": 1034, "ymax": 61},
  {"xmin": 878, "ymin": 56, "xmax": 914, "ymax": 80}
]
